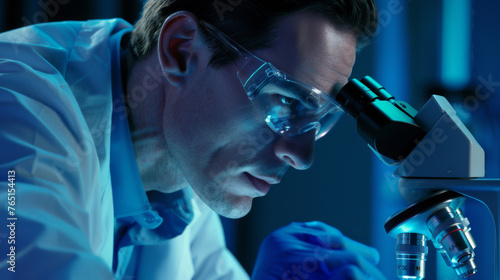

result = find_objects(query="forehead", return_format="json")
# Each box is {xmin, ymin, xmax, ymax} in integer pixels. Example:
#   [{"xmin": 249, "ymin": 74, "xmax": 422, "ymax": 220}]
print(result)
[{"xmin": 253, "ymin": 12, "xmax": 357, "ymax": 95}]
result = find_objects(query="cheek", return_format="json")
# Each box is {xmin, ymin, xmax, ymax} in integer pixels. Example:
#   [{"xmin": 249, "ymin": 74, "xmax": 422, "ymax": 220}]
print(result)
[
  {"xmin": 161, "ymin": 71, "xmax": 247, "ymax": 161},
  {"xmin": 162, "ymin": 64, "xmax": 274, "ymax": 176},
  {"xmin": 162, "ymin": 93, "xmax": 216, "ymax": 161}
]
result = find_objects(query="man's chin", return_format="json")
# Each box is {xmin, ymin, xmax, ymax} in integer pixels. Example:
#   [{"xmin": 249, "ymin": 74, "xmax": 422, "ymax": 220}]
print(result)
[{"xmin": 215, "ymin": 196, "xmax": 254, "ymax": 219}]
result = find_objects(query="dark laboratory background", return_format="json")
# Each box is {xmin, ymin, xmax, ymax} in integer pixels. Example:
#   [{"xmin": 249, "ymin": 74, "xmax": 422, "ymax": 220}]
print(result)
[{"xmin": 1, "ymin": 1, "xmax": 499, "ymax": 279}]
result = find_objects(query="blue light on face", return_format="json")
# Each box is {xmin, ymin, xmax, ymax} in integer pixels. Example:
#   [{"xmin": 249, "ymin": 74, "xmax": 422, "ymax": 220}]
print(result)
[{"xmin": 441, "ymin": 0, "xmax": 471, "ymax": 90}]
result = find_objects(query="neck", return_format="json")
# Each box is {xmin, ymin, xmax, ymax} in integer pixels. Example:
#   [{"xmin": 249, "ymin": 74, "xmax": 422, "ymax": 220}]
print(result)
[{"xmin": 123, "ymin": 47, "xmax": 189, "ymax": 193}]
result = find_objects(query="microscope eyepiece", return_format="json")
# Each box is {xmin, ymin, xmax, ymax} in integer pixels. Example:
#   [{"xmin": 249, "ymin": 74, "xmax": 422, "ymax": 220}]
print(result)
[
  {"xmin": 334, "ymin": 76, "xmax": 426, "ymax": 164},
  {"xmin": 335, "ymin": 79, "xmax": 379, "ymax": 119}
]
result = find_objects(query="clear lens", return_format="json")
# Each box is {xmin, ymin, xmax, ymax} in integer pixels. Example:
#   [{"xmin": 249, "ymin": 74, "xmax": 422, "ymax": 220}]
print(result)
[
  {"xmin": 200, "ymin": 21, "xmax": 344, "ymax": 140},
  {"xmin": 245, "ymin": 65, "xmax": 343, "ymax": 140}
]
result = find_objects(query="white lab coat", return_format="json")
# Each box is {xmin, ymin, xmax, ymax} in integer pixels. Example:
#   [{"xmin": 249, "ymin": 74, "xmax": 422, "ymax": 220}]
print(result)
[{"xmin": 0, "ymin": 18, "xmax": 249, "ymax": 280}]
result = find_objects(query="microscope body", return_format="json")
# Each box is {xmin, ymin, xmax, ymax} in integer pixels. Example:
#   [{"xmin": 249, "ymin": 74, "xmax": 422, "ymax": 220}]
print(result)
[{"xmin": 336, "ymin": 77, "xmax": 500, "ymax": 279}]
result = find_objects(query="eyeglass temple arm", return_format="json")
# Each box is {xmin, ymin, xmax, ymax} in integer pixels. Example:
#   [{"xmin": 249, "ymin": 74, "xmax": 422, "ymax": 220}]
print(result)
[{"xmin": 199, "ymin": 20, "xmax": 270, "ymax": 96}]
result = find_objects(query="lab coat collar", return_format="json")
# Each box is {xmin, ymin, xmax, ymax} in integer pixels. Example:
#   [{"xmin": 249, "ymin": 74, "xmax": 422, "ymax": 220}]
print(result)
[
  {"xmin": 109, "ymin": 27, "xmax": 163, "ymax": 229},
  {"xmin": 108, "ymin": 24, "xmax": 194, "ymax": 237},
  {"xmin": 118, "ymin": 189, "xmax": 194, "ymax": 247}
]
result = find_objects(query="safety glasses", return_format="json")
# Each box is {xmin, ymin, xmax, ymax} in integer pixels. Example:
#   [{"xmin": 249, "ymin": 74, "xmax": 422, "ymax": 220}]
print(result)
[{"xmin": 199, "ymin": 20, "xmax": 344, "ymax": 140}]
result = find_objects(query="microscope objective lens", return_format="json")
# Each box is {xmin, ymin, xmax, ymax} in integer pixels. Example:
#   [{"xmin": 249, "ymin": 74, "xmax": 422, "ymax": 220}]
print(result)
[
  {"xmin": 395, "ymin": 233, "xmax": 428, "ymax": 280},
  {"xmin": 427, "ymin": 207, "xmax": 477, "ymax": 278},
  {"xmin": 385, "ymin": 190, "xmax": 482, "ymax": 279}
]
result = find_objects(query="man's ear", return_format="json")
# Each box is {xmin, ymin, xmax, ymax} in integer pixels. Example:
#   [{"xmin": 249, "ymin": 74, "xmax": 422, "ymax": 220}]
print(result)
[{"xmin": 158, "ymin": 11, "xmax": 204, "ymax": 87}]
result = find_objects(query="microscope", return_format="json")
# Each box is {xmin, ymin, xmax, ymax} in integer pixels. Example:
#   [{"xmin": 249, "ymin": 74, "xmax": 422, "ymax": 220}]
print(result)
[{"xmin": 335, "ymin": 76, "xmax": 500, "ymax": 279}]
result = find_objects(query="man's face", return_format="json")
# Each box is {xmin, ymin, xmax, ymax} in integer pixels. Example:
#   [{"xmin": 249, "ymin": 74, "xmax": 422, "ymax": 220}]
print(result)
[{"xmin": 162, "ymin": 12, "xmax": 357, "ymax": 218}]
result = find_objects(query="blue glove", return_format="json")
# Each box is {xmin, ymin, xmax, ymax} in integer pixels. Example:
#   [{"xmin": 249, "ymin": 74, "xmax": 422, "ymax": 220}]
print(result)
[{"xmin": 251, "ymin": 221, "xmax": 387, "ymax": 280}]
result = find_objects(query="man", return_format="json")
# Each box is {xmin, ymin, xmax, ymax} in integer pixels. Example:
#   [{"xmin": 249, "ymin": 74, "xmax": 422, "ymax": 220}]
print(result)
[{"xmin": 0, "ymin": 0, "xmax": 384, "ymax": 279}]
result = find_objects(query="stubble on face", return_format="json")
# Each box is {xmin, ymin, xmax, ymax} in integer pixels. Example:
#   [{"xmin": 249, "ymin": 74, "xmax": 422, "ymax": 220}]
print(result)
[{"xmin": 161, "ymin": 64, "xmax": 265, "ymax": 218}]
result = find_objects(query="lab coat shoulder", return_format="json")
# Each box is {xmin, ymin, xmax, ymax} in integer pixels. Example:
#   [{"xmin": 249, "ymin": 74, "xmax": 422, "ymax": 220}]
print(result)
[
  {"xmin": 0, "ymin": 20, "xmax": 124, "ymax": 279},
  {"xmin": 0, "ymin": 55, "xmax": 114, "ymax": 280},
  {"xmin": 0, "ymin": 21, "xmax": 81, "ymax": 76}
]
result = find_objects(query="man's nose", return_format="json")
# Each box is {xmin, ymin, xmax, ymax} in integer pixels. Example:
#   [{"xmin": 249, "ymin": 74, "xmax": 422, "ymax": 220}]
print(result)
[{"xmin": 274, "ymin": 131, "xmax": 315, "ymax": 170}]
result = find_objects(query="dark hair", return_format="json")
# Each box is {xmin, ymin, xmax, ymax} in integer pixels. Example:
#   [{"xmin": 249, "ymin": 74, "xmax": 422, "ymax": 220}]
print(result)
[{"xmin": 131, "ymin": 0, "xmax": 378, "ymax": 67}]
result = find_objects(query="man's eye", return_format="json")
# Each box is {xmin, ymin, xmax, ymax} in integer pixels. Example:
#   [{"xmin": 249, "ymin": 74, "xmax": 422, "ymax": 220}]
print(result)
[{"xmin": 280, "ymin": 95, "xmax": 296, "ymax": 105}]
